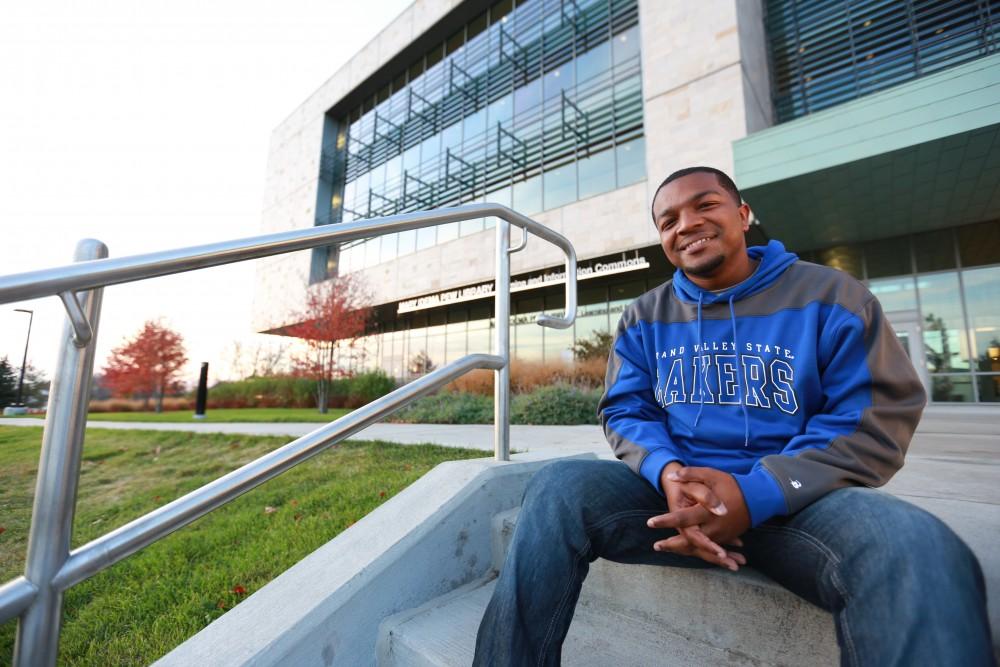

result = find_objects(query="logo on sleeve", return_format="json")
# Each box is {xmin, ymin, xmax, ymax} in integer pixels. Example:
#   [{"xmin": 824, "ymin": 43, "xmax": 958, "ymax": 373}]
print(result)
[{"xmin": 790, "ymin": 479, "xmax": 802, "ymax": 489}]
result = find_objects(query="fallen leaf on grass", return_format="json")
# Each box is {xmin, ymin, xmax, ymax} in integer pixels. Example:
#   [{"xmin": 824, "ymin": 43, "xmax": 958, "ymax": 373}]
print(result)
[
  {"xmin": 379, "ymin": 491, "xmax": 386, "ymax": 498},
  {"xmin": 216, "ymin": 600, "xmax": 227, "ymax": 609},
  {"xmin": 232, "ymin": 585, "xmax": 247, "ymax": 596},
  {"xmin": 264, "ymin": 506, "xmax": 277, "ymax": 514},
  {"xmin": 0, "ymin": 526, "xmax": 5, "ymax": 536}
]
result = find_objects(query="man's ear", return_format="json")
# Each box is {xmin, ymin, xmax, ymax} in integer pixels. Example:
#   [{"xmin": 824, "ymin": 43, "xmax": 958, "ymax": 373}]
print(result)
[{"xmin": 739, "ymin": 202, "xmax": 751, "ymax": 233}]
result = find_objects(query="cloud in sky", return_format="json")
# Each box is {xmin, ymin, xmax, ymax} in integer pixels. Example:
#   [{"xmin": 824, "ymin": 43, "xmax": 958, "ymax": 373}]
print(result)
[{"xmin": 0, "ymin": 0, "xmax": 412, "ymax": 386}]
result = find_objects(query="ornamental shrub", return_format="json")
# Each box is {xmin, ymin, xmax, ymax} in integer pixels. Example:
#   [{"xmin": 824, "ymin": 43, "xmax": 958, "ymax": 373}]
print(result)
[
  {"xmin": 391, "ymin": 391, "xmax": 493, "ymax": 424},
  {"xmin": 511, "ymin": 384, "xmax": 600, "ymax": 425},
  {"xmin": 348, "ymin": 370, "xmax": 396, "ymax": 405}
]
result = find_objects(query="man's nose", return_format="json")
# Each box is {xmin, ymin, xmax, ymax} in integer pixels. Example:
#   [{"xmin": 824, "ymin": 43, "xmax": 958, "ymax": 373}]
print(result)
[{"xmin": 677, "ymin": 209, "xmax": 703, "ymax": 233}]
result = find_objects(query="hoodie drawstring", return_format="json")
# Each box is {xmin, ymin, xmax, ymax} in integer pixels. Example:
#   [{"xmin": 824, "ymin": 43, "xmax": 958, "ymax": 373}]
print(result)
[
  {"xmin": 729, "ymin": 295, "xmax": 750, "ymax": 447},
  {"xmin": 693, "ymin": 292, "xmax": 706, "ymax": 428}
]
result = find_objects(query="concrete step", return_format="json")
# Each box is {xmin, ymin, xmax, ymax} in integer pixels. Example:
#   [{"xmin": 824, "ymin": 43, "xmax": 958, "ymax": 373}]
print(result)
[
  {"xmin": 380, "ymin": 506, "xmax": 838, "ymax": 666},
  {"xmin": 495, "ymin": 507, "xmax": 837, "ymax": 665},
  {"xmin": 582, "ymin": 562, "xmax": 837, "ymax": 665},
  {"xmin": 377, "ymin": 577, "xmax": 767, "ymax": 666}
]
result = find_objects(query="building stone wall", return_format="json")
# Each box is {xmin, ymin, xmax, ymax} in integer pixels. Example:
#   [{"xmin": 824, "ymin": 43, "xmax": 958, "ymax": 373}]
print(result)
[
  {"xmin": 253, "ymin": 0, "xmax": 771, "ymax": 332},
  {"xmin": 638, "ymin": 0, "xmax": 770, "ymax": 202}
]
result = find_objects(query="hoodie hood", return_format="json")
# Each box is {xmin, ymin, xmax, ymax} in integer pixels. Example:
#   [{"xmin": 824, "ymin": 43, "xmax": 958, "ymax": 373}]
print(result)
[{"xmin": 672, "ymin": 240, "xmax": 798, "ymax": 304}]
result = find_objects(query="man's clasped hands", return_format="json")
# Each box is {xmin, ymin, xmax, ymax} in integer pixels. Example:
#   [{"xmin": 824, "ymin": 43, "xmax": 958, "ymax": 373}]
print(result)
[{"xmin": 648, "ymin": 461, "xmax": 752, "ymax": 571}]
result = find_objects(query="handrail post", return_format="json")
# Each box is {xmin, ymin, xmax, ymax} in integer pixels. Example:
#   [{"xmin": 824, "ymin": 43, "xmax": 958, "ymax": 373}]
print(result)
[
  {"xmin": 14, "ymin": 239, "xmax": 108, "ymax": 667},
  {"xmin": 494, "ymin": 218, "xmax": 511, "ymax": 461}
]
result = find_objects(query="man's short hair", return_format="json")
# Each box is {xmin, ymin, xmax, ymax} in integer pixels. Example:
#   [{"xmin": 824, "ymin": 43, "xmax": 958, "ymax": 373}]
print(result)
[{"xmin": 650, "ymin": 166, "xmax": 742, "ymax": 220}]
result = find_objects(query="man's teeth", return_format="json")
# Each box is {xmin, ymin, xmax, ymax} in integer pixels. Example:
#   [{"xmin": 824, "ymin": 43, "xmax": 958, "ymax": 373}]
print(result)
[{"xmin": 686, "ymin": 238, "xmax": 710, "ymax": 251}]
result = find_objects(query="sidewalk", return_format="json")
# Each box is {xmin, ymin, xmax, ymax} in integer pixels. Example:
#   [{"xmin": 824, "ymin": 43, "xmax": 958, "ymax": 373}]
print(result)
[{"xmin": 2, "ymin": 406, "xmax": 997, "ymax": 504}]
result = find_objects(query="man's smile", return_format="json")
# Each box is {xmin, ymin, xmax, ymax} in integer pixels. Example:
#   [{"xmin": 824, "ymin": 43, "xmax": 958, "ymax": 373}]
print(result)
[{"xmin": 679, "ymin": 235, "xmax": 716, "ymax": 253}]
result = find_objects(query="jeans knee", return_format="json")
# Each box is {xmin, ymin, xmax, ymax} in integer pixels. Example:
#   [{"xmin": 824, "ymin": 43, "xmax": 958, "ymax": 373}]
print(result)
[
  {"xmin": 524, "ymin": 459, "xmax": 601, "ymax": 508},
  {"xmin": 846, "ymin": 495, "xmax": 981, "ymax": 590}
]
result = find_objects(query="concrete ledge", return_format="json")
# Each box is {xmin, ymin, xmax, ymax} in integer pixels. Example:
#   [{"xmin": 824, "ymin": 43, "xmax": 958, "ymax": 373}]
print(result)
[{"xmin": 154, "ymin": 450, "xmax": 596, "ymax": 667}]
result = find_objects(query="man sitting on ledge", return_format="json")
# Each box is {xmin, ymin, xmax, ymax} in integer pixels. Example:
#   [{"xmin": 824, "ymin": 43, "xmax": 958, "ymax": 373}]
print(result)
[{"xmin": 474, "ymin": 166, "xmax": 994, "ymax": 665}]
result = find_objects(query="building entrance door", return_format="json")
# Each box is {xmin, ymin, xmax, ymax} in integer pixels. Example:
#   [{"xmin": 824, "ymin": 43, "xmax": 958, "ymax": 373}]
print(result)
[{"xmin": 886, "ymin": 309, "xmax": 931, "ymax": 397}]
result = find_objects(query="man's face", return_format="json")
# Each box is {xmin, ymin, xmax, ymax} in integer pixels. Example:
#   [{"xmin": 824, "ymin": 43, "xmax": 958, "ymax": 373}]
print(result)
[{"xmin": 652, "ymin": 172, "xmax": 750, "ymax": 285}]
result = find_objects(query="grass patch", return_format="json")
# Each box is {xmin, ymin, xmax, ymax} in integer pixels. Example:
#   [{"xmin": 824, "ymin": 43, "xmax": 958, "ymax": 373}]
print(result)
[
  {"xmin": 3, "ymin": 408, "xmax": 354, "ymax": 423},
  {"xmin": 0, "ymin": 425, "xmax": 484, "ymax": 665}
]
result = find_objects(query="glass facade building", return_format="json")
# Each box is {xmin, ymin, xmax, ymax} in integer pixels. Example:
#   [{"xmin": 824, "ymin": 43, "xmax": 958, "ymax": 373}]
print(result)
[
  {"xmin": 262, "ymin": 0, "xmax": 1000, "ymax": 406},
  {"xmin": 800, "ymin": 221, "xmax": 1000, "ymax": 403},
  {"xmin": 766, "ymin": 0, "xmax": 1000, "ymax": 122},
  {"xmin": 319, "ymin": 0, "xmax": 645, "ymax": 277}
]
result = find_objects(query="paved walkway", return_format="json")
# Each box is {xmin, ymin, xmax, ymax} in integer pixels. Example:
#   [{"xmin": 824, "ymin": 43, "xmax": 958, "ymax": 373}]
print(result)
[{"xmin": 3, "ymin": 406, "xmax": 998, "ymax": 505}]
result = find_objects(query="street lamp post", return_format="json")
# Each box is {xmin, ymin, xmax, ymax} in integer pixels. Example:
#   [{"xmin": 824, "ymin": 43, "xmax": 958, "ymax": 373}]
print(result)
[{"xmin": 14, "ymin": 308, "xmax": 34, "ymax": 407}]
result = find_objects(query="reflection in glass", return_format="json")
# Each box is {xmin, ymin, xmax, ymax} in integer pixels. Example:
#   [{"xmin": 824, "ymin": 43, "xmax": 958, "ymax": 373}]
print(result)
[
  {"xmin": 578, "ymin": 147, "xmax": 615, "ymax": 200},
  {"xmin": 364, "ymin": 239, "xmax": 380, "ymax": 268},
  {"xmin": 962, "ymin": 266, "xmax": 1000, "ymax": 372},
  {"xmin": 416, "ymin": 226, "xmax": 437, "ymax": 251},
  {"xmin": 380, "ymin": 233, "xmax": 398, "ymax": 263},
  {"xmin": 445, "ymin": 321, "xmax": 467, "ymax": 363},
  {"xmin": 467, "ymin": 319, "xmax": 492, "ymax": 355},
  {"xmin": 438, "ymin": 222, "xmax": 459, "ymax": 244},
  {"xmin": 868, "ymin": 276, "xmax": 917, "ymax": 313},
  {"xmin": 514, "ymin": 175, "xmax": 543, "ymax": 215},
  {"xmin": 612, "ymin": 25, "xmax": 640, "ymax": 65},
  {"xmin": 426, "ymin": 325, "xmax": 446, "ymax": 369},
  {"xmin": 616, "ymin": 137, "xmax": 646, "ymax": 188},
  {"xmin": 514, "ymin": 314, "xmax": 544, "ymax": 361},
  {"xmin": 543, "ymin": 312, "xmax": 575, "ymax": 363},
  {"xmin": 931, "ymin": 374, "xmax": 973, "ymax": 402},
  {"xmin": 977, "ymin": 374, "xmax": 1000, "ymax": 402},
  {"xmin": 576, "ymin": 41, "xmax": 610, "ymax": 86},
  {"xmin": 918, "ymin": 272, "xmax": 969, "ymax": 372},
  {"xmin": 816, "ymin": 245, "xmax": 863, "ymax": 279},
  {"xmin": 544, "ymin": 163, "xmax": 577, "ymax": 210},
  {"xmin": 397, "ymin": 229, "xmax": 417, "ymax": 256}
]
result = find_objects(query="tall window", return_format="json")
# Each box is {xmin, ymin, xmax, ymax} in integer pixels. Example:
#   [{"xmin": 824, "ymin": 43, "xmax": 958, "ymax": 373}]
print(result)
[
  {"xmin": 801, "ymin": 220, "xmax": 1000, "ymax": 403},
  {"xmin": 766, "ymin": 0, "xmax": 1000, "ymax": 122},
  {"xmin": 325, "ymin": 0, "xmax": 644, "ymax": 277}
]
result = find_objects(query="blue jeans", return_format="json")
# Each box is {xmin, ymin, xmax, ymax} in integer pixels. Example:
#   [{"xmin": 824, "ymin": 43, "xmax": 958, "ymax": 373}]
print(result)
[{"xmin": 473, "ymin": 459, "xmax": 994, "ymax": 666}]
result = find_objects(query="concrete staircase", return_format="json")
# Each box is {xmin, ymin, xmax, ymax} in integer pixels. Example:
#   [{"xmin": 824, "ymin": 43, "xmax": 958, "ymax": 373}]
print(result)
[{"xmin": 377, "ymin": 508, "xmax": 840, "ymax": 666}]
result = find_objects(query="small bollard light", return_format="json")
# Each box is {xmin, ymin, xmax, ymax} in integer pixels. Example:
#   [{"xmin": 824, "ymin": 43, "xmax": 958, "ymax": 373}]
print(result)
[{"xmin": 194, "ymin": 362, "xmax": 208, "ymax": 420}]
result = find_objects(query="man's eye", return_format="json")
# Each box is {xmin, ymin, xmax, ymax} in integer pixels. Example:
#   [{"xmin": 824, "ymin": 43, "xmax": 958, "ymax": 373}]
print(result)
[
  {"xmin": 661, "ymin": 219, "xmax": 676, "ymax": 230},
  {"xmin": 699, "ymin": 202, "xmax": 717, "ymax": 209}
]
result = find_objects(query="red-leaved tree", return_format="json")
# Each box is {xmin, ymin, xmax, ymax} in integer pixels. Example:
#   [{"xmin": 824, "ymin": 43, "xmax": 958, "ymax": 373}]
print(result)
[
  {"xmin": 287, "ymin": 275, "xmax": 372, "ymax": 413},
  {"xmin": 102, "ymin": 320, "xmax": 188, "ymax": 412}
]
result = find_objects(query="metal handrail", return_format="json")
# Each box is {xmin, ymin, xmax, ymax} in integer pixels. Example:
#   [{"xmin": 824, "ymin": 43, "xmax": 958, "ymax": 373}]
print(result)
[
  {"xmin": 0, "ymin": 203, "xmax": 576, "ymax": 324},
  {"xmin": 0, "ymin": 203, "xmax": 577, "ymax": 666}
]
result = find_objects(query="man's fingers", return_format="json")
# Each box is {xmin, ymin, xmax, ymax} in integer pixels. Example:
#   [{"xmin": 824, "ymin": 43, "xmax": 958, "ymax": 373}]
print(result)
[
  {"xmin": 652, "ymin": 525, "xmax": 726, "ymax": 562},
  {"xmin": 646, "ymin": 506, "xmax": 706, "ymax": 530},
  {"xmin": 726, "ymin": 537, "xmax": 744, "ymax": 548},
  {"xmin": 653, "ymin": 534, "xmax": 692, "ymax": 553},
  {"xmin": 653, "ymin": 534, "xmax": 741, "ymax": 571},
  {"xmin": 680, "ymin": 525, "xmax": 727, "ymax": 559},
  {"xmin": 665, "ymin": 466, "xmax": 717, "ymax": 485},
  {"xmin": 679, "ymin": 482, "xmax": 728, "ymax": 516}
]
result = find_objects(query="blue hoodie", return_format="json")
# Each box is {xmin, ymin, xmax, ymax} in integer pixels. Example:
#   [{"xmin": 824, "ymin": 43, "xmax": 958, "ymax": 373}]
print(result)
[{"xmin": 598, "ymin": 241, "xmax": 926, "ymax": 526}]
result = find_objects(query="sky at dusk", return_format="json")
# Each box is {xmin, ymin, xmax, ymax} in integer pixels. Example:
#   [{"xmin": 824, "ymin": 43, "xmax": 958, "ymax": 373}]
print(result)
[{"xmin": 0, "ymin": 0, "xmax": 412, "ymax": 387}]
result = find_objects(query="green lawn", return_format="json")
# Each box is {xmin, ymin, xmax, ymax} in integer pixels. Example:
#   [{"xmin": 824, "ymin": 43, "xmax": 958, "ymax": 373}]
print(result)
[
  {"xmin": 2, "ymin": 407, "xmax": 354, "ymax": 423},
  {"xmin": 0, "ymin": 425, "xmax": 485, "ymax": 666}
]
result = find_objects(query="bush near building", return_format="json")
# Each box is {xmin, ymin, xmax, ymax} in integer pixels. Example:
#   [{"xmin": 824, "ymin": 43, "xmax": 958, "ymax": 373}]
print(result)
[{"xmin": 393, "ymin": 358, "xmax": 607, "ymax": 425}]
